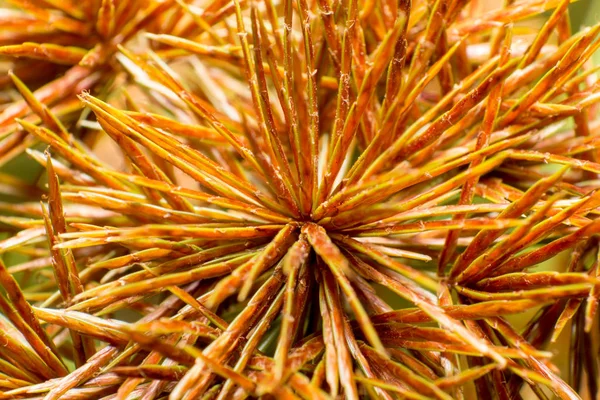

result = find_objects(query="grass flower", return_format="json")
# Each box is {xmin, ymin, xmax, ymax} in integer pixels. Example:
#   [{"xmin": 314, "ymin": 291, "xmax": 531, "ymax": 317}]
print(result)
[{"xmin": 0, "ymin": 0, "xmax": 599, "ymax": 399}]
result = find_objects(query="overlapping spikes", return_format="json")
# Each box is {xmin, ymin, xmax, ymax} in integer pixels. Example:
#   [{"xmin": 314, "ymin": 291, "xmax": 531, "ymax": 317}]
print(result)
[{"xmin": 0, "ymin": 0, "xmax": 600, "ymax": 399}]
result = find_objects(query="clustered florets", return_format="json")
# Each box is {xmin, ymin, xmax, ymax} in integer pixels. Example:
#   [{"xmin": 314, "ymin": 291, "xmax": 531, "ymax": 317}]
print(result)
[{"xmin": 0, "ymin": 0, "xmax": 599, "ymax": 399}]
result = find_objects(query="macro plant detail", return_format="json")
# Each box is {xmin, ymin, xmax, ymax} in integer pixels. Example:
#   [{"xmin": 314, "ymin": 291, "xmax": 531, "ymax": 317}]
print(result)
[{"xmin": 0, "ymin": 0, "xmax": 599, "ymax": 399}]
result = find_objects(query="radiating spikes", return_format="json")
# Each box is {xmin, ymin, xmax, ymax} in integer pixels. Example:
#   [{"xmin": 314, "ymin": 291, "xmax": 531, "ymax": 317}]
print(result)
[
  {"xmin": 0, "ymin": 0, "xmax": 599, "ymax": 399},
  {"xmin": 0, "ymin": 43, "xmax": 87, "ymax": 65},
  {"xmin": 273, "ymin": 236, "xmax": 310, "ymax": 384},
  {"xmin": 318, "ymin": 15, "xmax": 407, "ymax": 208},
  {"xmin": 96, "ymin": 0, "xmax": 115, "ymax": 39},
  {"xmin": 438, "ymin": 26, "xmax": 513, "ymax": 275},
  {"xmin": 304, "ymin": 223, "xmax": 388, "ymax": 357}
]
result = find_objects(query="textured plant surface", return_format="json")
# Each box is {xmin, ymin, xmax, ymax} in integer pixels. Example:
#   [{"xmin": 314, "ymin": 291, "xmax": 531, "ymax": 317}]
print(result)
[{"xmin": 0, "ymin": 0, "xmax": 599, "ymax": 399}]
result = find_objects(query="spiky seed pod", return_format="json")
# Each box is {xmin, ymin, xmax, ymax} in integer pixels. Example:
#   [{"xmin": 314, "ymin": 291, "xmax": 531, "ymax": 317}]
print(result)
[{"xmin": 0, "ymin": 0, "xmax": 599, "ymax": 399}]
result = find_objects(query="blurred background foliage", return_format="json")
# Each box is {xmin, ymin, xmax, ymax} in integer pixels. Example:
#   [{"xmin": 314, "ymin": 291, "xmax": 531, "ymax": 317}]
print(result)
[{"xmin": 573, "ymin": 0, "xmax": 600, "ymax": 65}]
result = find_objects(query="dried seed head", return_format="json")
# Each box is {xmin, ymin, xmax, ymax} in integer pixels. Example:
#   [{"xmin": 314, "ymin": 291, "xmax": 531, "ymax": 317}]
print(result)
[{"xmin": 0, "ymin": 0, "xmax": 599, "ymax": 399}]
